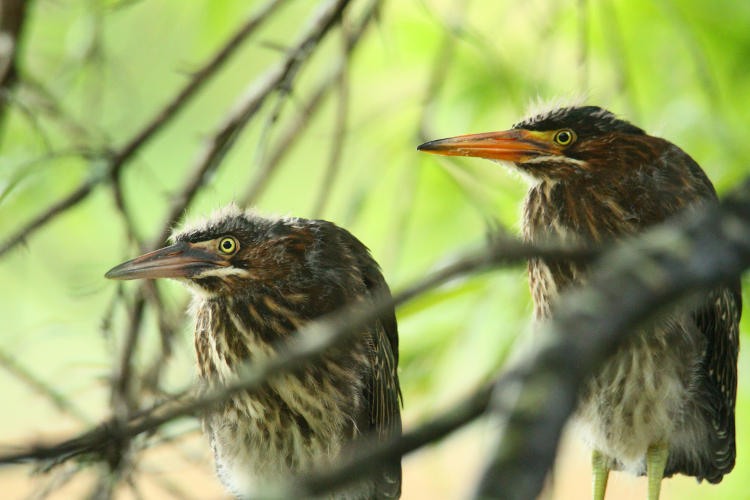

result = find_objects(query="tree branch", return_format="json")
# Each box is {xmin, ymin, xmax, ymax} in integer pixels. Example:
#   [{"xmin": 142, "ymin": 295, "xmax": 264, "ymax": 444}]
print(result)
[
  {"xmin": 0, "ymin": 0, "xmax": 287, "ymax": 258},
  {"xmin": 0, "ymin": 0, "xmax": 30, "ymax": 138},
  {"xmin": 151, "ymin": 0, "xmax": 352, "ymax": 247},
  {"xmin": 0, "ymin": 348, "xmax": 90, "ymax": 424},
  {"xmin": 240, "ymin": 0, "xmax": 380, "ymax": 208},
  {"xmin": 310, "ymin": 29, "xmax": 350, "ymax": 218},
  {"xmin": 0, "ymin": 235, "xmax": 597, "ymax": 466}
]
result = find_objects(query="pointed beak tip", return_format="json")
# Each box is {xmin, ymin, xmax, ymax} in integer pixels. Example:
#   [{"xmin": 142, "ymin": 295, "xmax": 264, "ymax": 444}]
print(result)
[
  {"xmin": 104, "ymin": 265, "xmax": 130, "ymax": 280},
  {"xmin": 417, "ymin": 140, "xmax": 440, "ymax": 153}
]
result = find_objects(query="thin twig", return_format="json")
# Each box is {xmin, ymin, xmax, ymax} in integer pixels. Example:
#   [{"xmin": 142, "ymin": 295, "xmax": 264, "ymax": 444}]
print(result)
[
  {"xmin": 0, "ymin": 348, "xmax": 90, "ymax": 424},
  {"xmin": 0, "ymin": 0, "xmax": 30, "ymax": 139},
  {"xmin": 240, "ymin": 67, "xmax": 341, "ymax": 208},
  {"xmin": 108, "ymin": 0, "xmax": 289, "ymax": 178},
  {"xmin": 0, "ymin": 234, "xmax": 599, "ymax": 466},
  {"xmin": 0, "ymin": 0, "xmax": 288, "ymax": 258},
  {"xmin": 19, "ymin": 73, "xmax": 106, "ymax": 147},
  {"xmin": 578, "ymin": 0, "xmax": 589, "ymax": 90},
  {"xmin": 110, "ymin": 181, "xmax": 142, "ymax": 248},
  {"xmin": 25, "ymin": 463, "xmax": 82, "ymax": 500},
  {"xmin": 152, "ymin": 0, "xmax": 352, "ymax": 247},
  {"xmin": 240, "ymin": 0, "xmax": 381, "ymax": 208},
  {"xmin": 111, "ymin": 293, "xmax": 146, "ymax": 414},
  {"xmin": 311, "ymin": 29, "xmax": 350, "ymax": 218}
]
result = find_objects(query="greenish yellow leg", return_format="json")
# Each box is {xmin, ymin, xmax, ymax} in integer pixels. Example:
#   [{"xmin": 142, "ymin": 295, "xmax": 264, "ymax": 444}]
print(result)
[
  {"xmin": 646, "ymin": 442, "xmax": 669, "ymax": 500},
  {"xmin": 592, "ymin": 450, "xmax": 610, "ymax": 500}
]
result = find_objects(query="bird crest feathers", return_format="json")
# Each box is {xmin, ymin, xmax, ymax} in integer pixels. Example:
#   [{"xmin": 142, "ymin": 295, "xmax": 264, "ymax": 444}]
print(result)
[
  {"xmin": 517, "ymin": 93, "xmax": 590, "ymax": 127},
  {"xmin": 170, "ymin": 203, "xmax": 296, "ymax": 243}
]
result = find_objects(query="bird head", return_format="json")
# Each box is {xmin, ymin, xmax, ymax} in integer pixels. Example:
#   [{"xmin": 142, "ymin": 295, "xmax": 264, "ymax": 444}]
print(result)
[
  {"xmin": 105, "ymin": 205, "xmax": 313, "ymax": 296},
  {"xmin": 418, "ymin": 105, "xmax": 654, "ymax": 181}
]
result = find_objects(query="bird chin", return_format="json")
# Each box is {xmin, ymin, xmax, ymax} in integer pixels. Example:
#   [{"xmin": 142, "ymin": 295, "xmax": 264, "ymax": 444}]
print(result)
[
  {"xmin": 490, "ymin": 159, "xmax": 544, "ymax": 186},
  {"xmin": 176, "ymin": 277, "xmax": 220, "ymax": 299}
]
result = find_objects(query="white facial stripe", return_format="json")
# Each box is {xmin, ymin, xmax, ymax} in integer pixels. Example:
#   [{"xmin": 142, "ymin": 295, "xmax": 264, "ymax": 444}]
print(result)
[
  {"xmin": 522, "ymin": 155, "xmax": 586, "ymax": 166},
  {"xmin": 193, "ymin": 267, "xmax": 253, "ymax": 279}
]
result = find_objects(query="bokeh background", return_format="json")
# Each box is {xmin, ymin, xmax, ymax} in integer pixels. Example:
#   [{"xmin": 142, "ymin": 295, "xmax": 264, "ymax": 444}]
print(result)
[{"xmin": 1, "ymin": 0, "xmax": 750, "ymax": 498}]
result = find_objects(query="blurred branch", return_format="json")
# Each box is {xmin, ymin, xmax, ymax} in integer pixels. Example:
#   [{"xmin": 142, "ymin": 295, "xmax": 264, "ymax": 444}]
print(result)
[
  {"xmin": 416, "ymin": 0, "xmax": 467, "ymax": 142},
  {"xmin": 19, "ymin": 77, "xmax": 100, "ymax": 146},
  {"xmin": 0, "ymin": 0, "xmax": 30, "ymax": 140},
  {"xmin": 3, "ymin": 174, "xmax": 750, "ymax": 499},
  {"xmin": 0, "ymin": 348, "xmax": 90, "ymax": 424},
  {"xmin": 26, "ymin": 462, "xmax": 82, "ymax": 500},
  {"xmin": 241, "ymin": 0, "xmax": 381, "ymax": 208},
  {"xmin": 290, "ymin": 376, "xmax": 498, "ymax": 498},
  {"xmin": 240, "ymin": 66, "xmax": 340, "ymax": 208},
  {"xmin": 152, "ymin": 0, "xmax": 352, "ymax": 246},
  {"xmin": 377, "ymin": 0, "xmax": 467, "ymax": 267},
  {"xmin": 0, "ymin": 0, "xmax": 287, "ymax": 258},
  {"xmin": 311, "ymin": 29, "xmax": 351, "ymax": 218},
  {"xmin": 5, "ymin": 174, "xmax": 750, "ymax": 498},
  {"xmin": 578, "ymin": 0, "xmax": 589, "ymax": 90},
  {"xmin": 600, "ymin": 0, "xmax": 639, "ymax": 120},
  {"xmin": 108, "ymin": 0, "xmax": 288, "ymax": 180},
  {"xmin": 110, "ymin": 180, "xmax": 142, "ymax": 247},
  {"xmin": 110, "ymin": 292, "xmax": 146, "ymax": 414},
  {"xmin": 139, "ymin": 281, "xmax": 182, "ymax": 394},
  {"xmin": 0, "ymin": 233, "xmax": 599, "ymax": 466}
]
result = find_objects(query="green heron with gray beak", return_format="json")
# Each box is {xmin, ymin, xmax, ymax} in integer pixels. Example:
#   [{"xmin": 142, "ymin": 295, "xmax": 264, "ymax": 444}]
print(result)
[
  {"xmin": 106, "ymin": 206, "xmax": 402, "ymax": 499},
  {"xmin": 418, "ymin": 105, "xmax": 740, "ymax": 500}
]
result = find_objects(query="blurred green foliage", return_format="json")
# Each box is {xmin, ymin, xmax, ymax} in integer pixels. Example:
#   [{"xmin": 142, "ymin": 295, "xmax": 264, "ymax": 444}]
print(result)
[{"xmin": 1, "ymin": 0, "xmax": 750, "ymax": 498}]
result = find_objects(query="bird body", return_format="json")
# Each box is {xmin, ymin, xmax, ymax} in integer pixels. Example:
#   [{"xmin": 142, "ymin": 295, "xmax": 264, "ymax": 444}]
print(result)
[
  {"xmin": 418, "ymin": 105, "xmax": 740, "ymax": 500},
  {"xmin": 521, "ymin": 144, "xmax": 738, "ymax": 483},
  {"xmin": 106, "ymin": 206, "xmax": 401, "ymax": 499}
]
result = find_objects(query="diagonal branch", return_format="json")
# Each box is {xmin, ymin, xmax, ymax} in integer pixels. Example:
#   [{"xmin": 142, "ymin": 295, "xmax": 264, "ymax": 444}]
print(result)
[
  {"xmin": 0, "ymin": 0, "xmax": 287, "ymax": 258},
  {"xmin": 6, "ymin": 176, "xmax": 750, "ymax": 496},
  {"xmin": 0, "ymin": 348, "xmax": 90, "ymax": 424},
  {"xmin": 240, "ymin": 0, "xmax": 380, "ymax": 208},
  {"xmin": 151, "ymin": 0, "xmax": 352, "ymax": 247},
  {"xmin": 0, "ymin": 0, "xmax": 31, "ymax": 139},
  {"xmin": 0, "ymin": 235, "xmax": 598, "ymax": 466},
  {"xmin": 109, "ymin": 0, "xmax": 290, "ymax": 178},
  {"xmin": 310, "ymin": 29, "xmax": 350, "ymax": 218}
]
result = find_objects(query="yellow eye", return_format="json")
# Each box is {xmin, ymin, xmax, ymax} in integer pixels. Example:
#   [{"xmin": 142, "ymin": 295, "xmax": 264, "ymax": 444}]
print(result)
[
  {"xmin": 554, "ymin": 129, "xmax": 575, "ymax": 146},
  {"xmin": 218, "ymin": 236, "xmax": 238, "ymax": 255}
]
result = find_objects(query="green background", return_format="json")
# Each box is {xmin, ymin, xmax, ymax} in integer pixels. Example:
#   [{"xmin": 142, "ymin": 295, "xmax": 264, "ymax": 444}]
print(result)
[{"xmin": 1, "ymin": 0, "xmax": 749, "ymax": 498}]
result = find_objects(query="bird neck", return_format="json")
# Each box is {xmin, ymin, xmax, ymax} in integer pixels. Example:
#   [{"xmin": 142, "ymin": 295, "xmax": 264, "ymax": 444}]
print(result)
[
  {"xmin": 522, "ymin": 177, "xmax": 638, "ymax": 246},
  {"xmin": 191, "ymin": 287, "xmax": 308, "ymax": 380}
]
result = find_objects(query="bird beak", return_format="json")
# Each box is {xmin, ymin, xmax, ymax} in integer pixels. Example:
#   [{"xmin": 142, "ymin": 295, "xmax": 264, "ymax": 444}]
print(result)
[
  {"xmin": 417, "ymin": 129, "xmax": 556, "ymax": 162},
  {"xmin": 105, "ymin": 242, "xmax": 227, "ymax": 280}
]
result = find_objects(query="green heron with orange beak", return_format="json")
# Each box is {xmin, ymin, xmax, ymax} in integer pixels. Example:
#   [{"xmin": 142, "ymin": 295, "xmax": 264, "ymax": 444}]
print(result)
[
  {"xmin": 106, "ymin": 206, "xmax": 402, "ymax": 499},
  {"xmin": 418, "ymin": 105, "xmax": 741, "ymax": 500}
]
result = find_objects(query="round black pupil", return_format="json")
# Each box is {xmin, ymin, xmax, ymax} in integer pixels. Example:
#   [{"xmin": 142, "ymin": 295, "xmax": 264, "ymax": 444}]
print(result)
[
  {"xmin": 558, "ymin": 132, "xmax": 569, "ymax": 143},
  {"xmin": 222, "ymin": 240, "xmax": 232, "ymax": 250}
]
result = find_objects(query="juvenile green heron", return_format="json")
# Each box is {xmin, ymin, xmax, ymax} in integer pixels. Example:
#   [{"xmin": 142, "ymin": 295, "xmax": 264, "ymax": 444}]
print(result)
[
  {"xmin": 105, "ymin": 205, "xmax": 402, "ymax": 499},
  {"xmin": 418, "ymin": 105, "xmax": 741, "ymax": 500}
]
